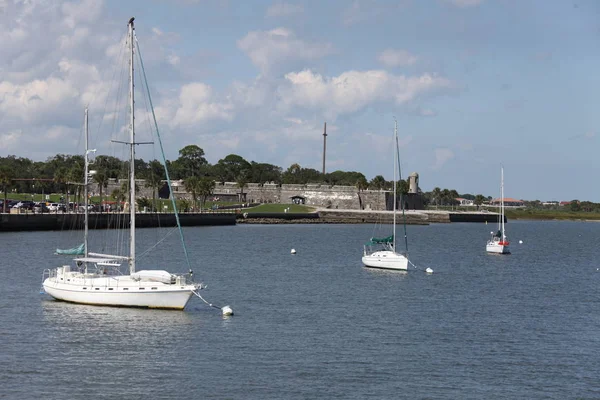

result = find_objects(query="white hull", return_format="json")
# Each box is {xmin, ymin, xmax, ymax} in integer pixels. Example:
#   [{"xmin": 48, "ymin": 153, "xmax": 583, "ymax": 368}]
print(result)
[
  {"xmin": 43, "ymin": 273, "xmax": 196, "ymax": 310},
  {"xmin": 362, "ymin": 251, "xmax": 408, "ymax": 270},
  {"xmin": 486, "ymin": 242, "xmax": 510, "ymax": 254}
]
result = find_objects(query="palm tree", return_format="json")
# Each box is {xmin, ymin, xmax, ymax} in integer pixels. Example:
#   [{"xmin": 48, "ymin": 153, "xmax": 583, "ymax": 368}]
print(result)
[
  {"xmin": 145, "ymin": 173, "xmax": 162, "ymax": 212},
  {"xmin": 184, "ymin": 176, "xmax": 200, "ymax": 210},
  {"xmin": 93, "ymin": 170, "xmax": 109, "ymax": 212},
  {"xmin": 474, "ymin": 194, "xmax": 486, "ymax": 210},
  {"xmin": 0, "ymin": 166, "xmax": 13, "ymax": 213},
  {"xmin": 369, "ymin": 175, "xmax": 386, "ymax": 190},
  {"xmin": 54, "ymin": 166, "xmax": 68, "ymax": 207},
  {"xmin": 197, "ymin": 177, "xmax": 215, "ymax": 209},
  {"xmin": 356, "ymin": 177, "xmax": 368, "ymax": 192},
  {"xmin": 356, "ymin": 177, "xmax": 368, "ymax": 210},
  {"xmin": 236, "ymin": 173, "xmax": 249, "ymax": 203},
  {"xmin": 441, "ymin": 189, "xmax": 451, "ymax": 207},
  {"xmin": 111, "ymin": 188, "xmax": 126, "ymax": 211},
  {"xmin": 431, "ymin": 187, "xmax": 442, "ymax": 208}
]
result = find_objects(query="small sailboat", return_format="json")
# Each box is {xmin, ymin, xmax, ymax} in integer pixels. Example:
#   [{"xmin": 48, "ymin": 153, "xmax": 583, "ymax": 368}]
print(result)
[
  {"xmin": 486, "ymin": 166, "xmax": 510, "ymax": 254},
  {"xmin": 362, "ymin": 119, "xmax": 409, "ymax": 271},
  {"xmin": 41, "ymin": 18, "xmax": 229, "ymax": 313}
]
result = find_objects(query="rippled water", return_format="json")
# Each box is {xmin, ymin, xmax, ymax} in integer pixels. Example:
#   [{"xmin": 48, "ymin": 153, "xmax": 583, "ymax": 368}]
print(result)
[{"xmin": 1, "ymin": 221, "xmax": 599, "ymax": 399}]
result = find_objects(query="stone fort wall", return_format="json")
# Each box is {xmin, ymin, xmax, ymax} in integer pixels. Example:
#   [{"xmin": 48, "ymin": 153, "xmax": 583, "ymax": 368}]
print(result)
[{"xmin": 99, "ymin": 179, "xmax": 391, "ymax": 210}]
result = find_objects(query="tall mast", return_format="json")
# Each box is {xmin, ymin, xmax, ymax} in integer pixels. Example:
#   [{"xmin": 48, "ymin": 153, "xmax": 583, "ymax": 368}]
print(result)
[
  {"xmin": 322, "ymin": 122, "xmax": 327, "ymax": 175},
  {"xmin": 84, "ymin": 108, "xmax": 89, "ymax": 273},
  {"xmin": 128, "ymin": 17, "xmax": 136, "ymax": 274},
  {"xmin": 501, "ymin": 166, "xmax": 505, "ymax": 238},
  {"xmin": 393, "ymin": 118, "xmax": 397, "ymax": 252}
]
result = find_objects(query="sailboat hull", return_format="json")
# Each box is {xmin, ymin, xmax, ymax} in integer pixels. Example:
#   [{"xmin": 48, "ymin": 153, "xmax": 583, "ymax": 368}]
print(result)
[
  {"xmin": 486, "ymin": 242, "xmax": 510, "ymax": 254},
  {"xmin": 362, "ymin": 251, "xmax": 409, "ymax": 270},
  {"xmin": 43, "ymin": 277, "xmax": 195, "ymax": 310}
]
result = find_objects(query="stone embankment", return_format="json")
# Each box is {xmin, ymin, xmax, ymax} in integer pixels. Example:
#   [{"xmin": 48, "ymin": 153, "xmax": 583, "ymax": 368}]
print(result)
[{"xmin": 238, "ymin": 209, "xmax": 503, "ymax": 225}]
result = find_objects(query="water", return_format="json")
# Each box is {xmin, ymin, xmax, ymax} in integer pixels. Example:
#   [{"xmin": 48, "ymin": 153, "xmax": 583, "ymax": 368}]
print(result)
[{"xmin": 1, "ymin": 221, "xmax": 600, "ymax": 399}]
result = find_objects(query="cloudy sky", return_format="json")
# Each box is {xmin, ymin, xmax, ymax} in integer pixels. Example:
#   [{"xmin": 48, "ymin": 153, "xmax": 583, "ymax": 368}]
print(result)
[{"xmin": 1, "ymin": 0, "xmax": 599, "ymax": 201}]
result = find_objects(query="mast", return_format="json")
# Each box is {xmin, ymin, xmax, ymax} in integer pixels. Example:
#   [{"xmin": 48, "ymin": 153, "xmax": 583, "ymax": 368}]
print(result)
[
  {"xmin": 84, "ymin": 108, "xmax": 89, "ymax": 271},
  {"xmin": 393, "ymin": 118, "xmax": 397, "ymax": 252},
  {"xmin": 501, "ymin": 166, "xmax": 505, "ymax": 239},
  {"xmin": 128, "ymin": 17, "xmax": 136, "ymax": 274},
  {"xmin": 322, "ymin": 122, "xmax": 327, "ymax": 175}
]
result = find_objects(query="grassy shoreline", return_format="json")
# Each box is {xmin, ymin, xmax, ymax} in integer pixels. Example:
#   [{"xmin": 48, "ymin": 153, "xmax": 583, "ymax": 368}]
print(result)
[{"xmin": 504, "ymin": 209, "xmax": 600, "ymax": 221}]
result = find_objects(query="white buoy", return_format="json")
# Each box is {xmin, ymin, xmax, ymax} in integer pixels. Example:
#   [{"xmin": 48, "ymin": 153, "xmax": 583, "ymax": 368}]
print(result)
[
  {"xmin": 425, "ymin": 267, "xmax": 433, "ymax": 274},
  {"xmin": 519, "ymin": 240, "xmax": 523, "ymax": 244},
  {"xmin": 291, "ymin": 249, "xmax": 297, "ymax": 254},
  {"xmin": 222, "ymin": 305, "xmax": 233, "ymax": 316}
]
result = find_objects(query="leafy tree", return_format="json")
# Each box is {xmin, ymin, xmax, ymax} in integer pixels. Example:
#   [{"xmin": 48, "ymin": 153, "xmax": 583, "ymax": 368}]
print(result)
[
  {"xmin": 145, "ymin": 160, "xmax": 165, "ymax": 212},
  {"xmin": 249, "ymin": 162, "xmax": 282, "ymax": 185},
  {"xmin": 474, "ymin": 194, "xmax": 486, "ymax": 209},
  {"xmin": 173, "ymin": 145, "xmax": 208, "ymax": 178},
  {"xmin": 569, "ymin": 200, "xmax": 581, "ymax": 212},
  {"xmin": 197, "ymin": 177, "xmax": 216, "ymax": 208},
  {"xmin": 216, "ymin": 154, "xmax": 251, "ymax": 182},
  {"xmin": 236, "ymin": 171, "xmax": 249, "ymax": 203},
  {"xmin": 0, "ymin": 166, "xmax": 13, "ymax": 213},
  {"xmin": 184, "ymin": 176, "xmax": 200, "ymax": 210},
  {"xmin": 369, "ymin": 175, "xmax": 387, "ymax": 190},
  {"xmin": 356, "ymin": 176, "xmax": 368, "ymax": 192},
  {"xmin": 93, "ymin": 170, "xmax": 109, "ymax": 212},
  {"xmin": 396, "ymin": 179, "xmax": 409, "ymax": 196}
]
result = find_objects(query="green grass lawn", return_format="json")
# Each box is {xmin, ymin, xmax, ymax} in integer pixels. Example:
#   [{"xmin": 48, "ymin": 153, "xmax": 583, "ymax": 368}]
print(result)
[
  {"xmin": 243, "ymin": 204, "xmax": 316, "ymax": 213},
  {"xmin": 504, "ymin": 208, "xmax": 600, "ymax": 221}
]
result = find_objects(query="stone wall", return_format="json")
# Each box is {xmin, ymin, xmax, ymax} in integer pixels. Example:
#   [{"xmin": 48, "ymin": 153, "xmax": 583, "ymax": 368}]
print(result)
[{"xmin": 97, "ymin": 179, "xmax": 394, "ymax": 210}]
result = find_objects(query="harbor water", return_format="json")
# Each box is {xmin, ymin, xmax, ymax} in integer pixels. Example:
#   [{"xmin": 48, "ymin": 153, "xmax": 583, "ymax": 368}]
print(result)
[{"xmin": 1, "ymin": 221, "xmax": 599, "ymax": 399}]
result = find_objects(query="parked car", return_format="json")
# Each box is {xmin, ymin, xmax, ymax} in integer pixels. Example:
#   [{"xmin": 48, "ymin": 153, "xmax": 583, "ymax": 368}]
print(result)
[
  {"xmin": 48, "ymin": 203, "xmax": 66, "ymax": 212},
  {"xmin": 13, "ymin": 200, "xmax": 35, "ymax": 210},
  {"xmin": 34, "ymin": 204, "xmax": 50, "ymax": 213}
]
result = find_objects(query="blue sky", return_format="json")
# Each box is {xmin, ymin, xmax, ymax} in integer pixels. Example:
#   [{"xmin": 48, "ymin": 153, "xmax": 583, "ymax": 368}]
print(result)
[{"xmin": 1, "ymin": 0, "xmax": 599, "ymax": 201}]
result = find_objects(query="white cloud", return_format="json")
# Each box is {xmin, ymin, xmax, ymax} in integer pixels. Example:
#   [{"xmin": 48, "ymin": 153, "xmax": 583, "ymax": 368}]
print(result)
[
  {"xmin": 156, "ymin": 82, "xmax": 234, "ymax": 128},
  {"xmin": 61, "ymin": 0, "xmax": 103, "ymax": 30},
  {"xmin": 279, "ymin": 69, "xmax": 453, "ymax": 118},
  {"xmin": 0, "ymin": 130, "xmax": 23, "ymax": 151},
  {"xmin": 433, "ymin": 148, "xmax": 454, "ymax": 169},
  {"xmin": 266, "ymin": 2, "xmax": 304, "ymax": 17},
  {"xmin": 237, "ymin": 28, "xmax": 332, "ymax": 74},
  {"xmin": 378, "ymin": 49, "xmax": 418, "ymax": 67}
]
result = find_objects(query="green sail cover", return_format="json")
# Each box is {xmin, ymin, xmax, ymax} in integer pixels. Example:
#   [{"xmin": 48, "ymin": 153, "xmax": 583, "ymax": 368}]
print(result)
[
  {"xmin": 367, "ymin": 235, "xmax": 394, "ymax": 245},
  {"xmin": 56, "ymin": 243, "xmax": 85, "ymax": 255}
]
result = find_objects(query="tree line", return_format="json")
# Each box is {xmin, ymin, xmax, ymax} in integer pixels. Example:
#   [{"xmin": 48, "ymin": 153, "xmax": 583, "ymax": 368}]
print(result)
[{"xmin": 0, "ymin": 144, "xmax": 488, "ymax": 210}]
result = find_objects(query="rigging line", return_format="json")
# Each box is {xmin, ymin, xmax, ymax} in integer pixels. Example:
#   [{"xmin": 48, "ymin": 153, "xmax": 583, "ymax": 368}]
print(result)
[
  {"xmin": 396, "ymin": 131, "xmax": 409, "ymax": 256},
  {"xmin": 136, "ymin": 227, "xmax": 178, "ymax": 259},
  {"xmin": 93, "ymin": 31, "xmax": 128, "ymax": 150},
  {"xmin": 191, "ymin": 289, "xmax": 228, "ymax": 312},
  {"xmin": 134, "ymin": 32, "xmax": 193, "ymax": 272}
]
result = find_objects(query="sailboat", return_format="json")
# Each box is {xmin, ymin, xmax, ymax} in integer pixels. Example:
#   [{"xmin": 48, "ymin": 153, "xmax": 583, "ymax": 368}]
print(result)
[
  {"xmin": 41, "ymin": 18, "xmax": 230, "ymax": 312},
  {"xmin": 362, "ymin": 119, "xmax": 409, "ymax": 271},
  {"xmin": 486, "ymin": 166, "xmax": 510, "ymax": 254}
]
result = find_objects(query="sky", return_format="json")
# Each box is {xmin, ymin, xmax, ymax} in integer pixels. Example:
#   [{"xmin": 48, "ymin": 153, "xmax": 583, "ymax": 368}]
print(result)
[{"xmin": 1, "ymin": 0, "xmax": 600, "ymax": 201}]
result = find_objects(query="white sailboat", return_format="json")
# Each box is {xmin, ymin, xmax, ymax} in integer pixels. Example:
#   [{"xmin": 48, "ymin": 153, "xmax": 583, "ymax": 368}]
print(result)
[
  {"xmin": 42, "ymin": 18, "xmax": 230, "ymax": 312},
  {"xmin": 362, "ymin": 119, "xmax": 409, "ymax": 271},
  {"xmin": 486, "ymin": 166, "xmax": 510, "ymax": 254}
]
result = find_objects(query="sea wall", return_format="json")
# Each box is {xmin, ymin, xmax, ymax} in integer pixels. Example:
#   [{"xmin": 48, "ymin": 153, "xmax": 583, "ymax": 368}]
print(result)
[{"xmin": 0, "ymin": 212, "xmax": 236, "ymax": 232}]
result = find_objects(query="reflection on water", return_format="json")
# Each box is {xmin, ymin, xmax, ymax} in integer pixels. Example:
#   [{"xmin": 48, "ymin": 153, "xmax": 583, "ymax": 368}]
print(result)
[{"xmin": 41, "ymin": 299, "xmax": 195, "ymax": 330}]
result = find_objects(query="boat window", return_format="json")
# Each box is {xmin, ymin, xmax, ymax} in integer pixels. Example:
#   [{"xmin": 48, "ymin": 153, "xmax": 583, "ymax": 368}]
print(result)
[
  {"xmin": 139, "ymin": 287, "xmax": 145, "ymax": 290},
  {"xmin": 123, "ymin": 288, "xmax": 129, "ymax": 290},
  {"xmin": 83, "ymin": 287, "xmax": 87, "ymax": 289},
  {"xmin": 151, "ymin": 287, "xmax": 157, "ymax": 290},
  {"xmin": 95, "ymin": 288, "xmax": 100, "ymax": 290},
  {"xmin": 108, "ymin": 288, "xmax": 114, "ymax": 291}
]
